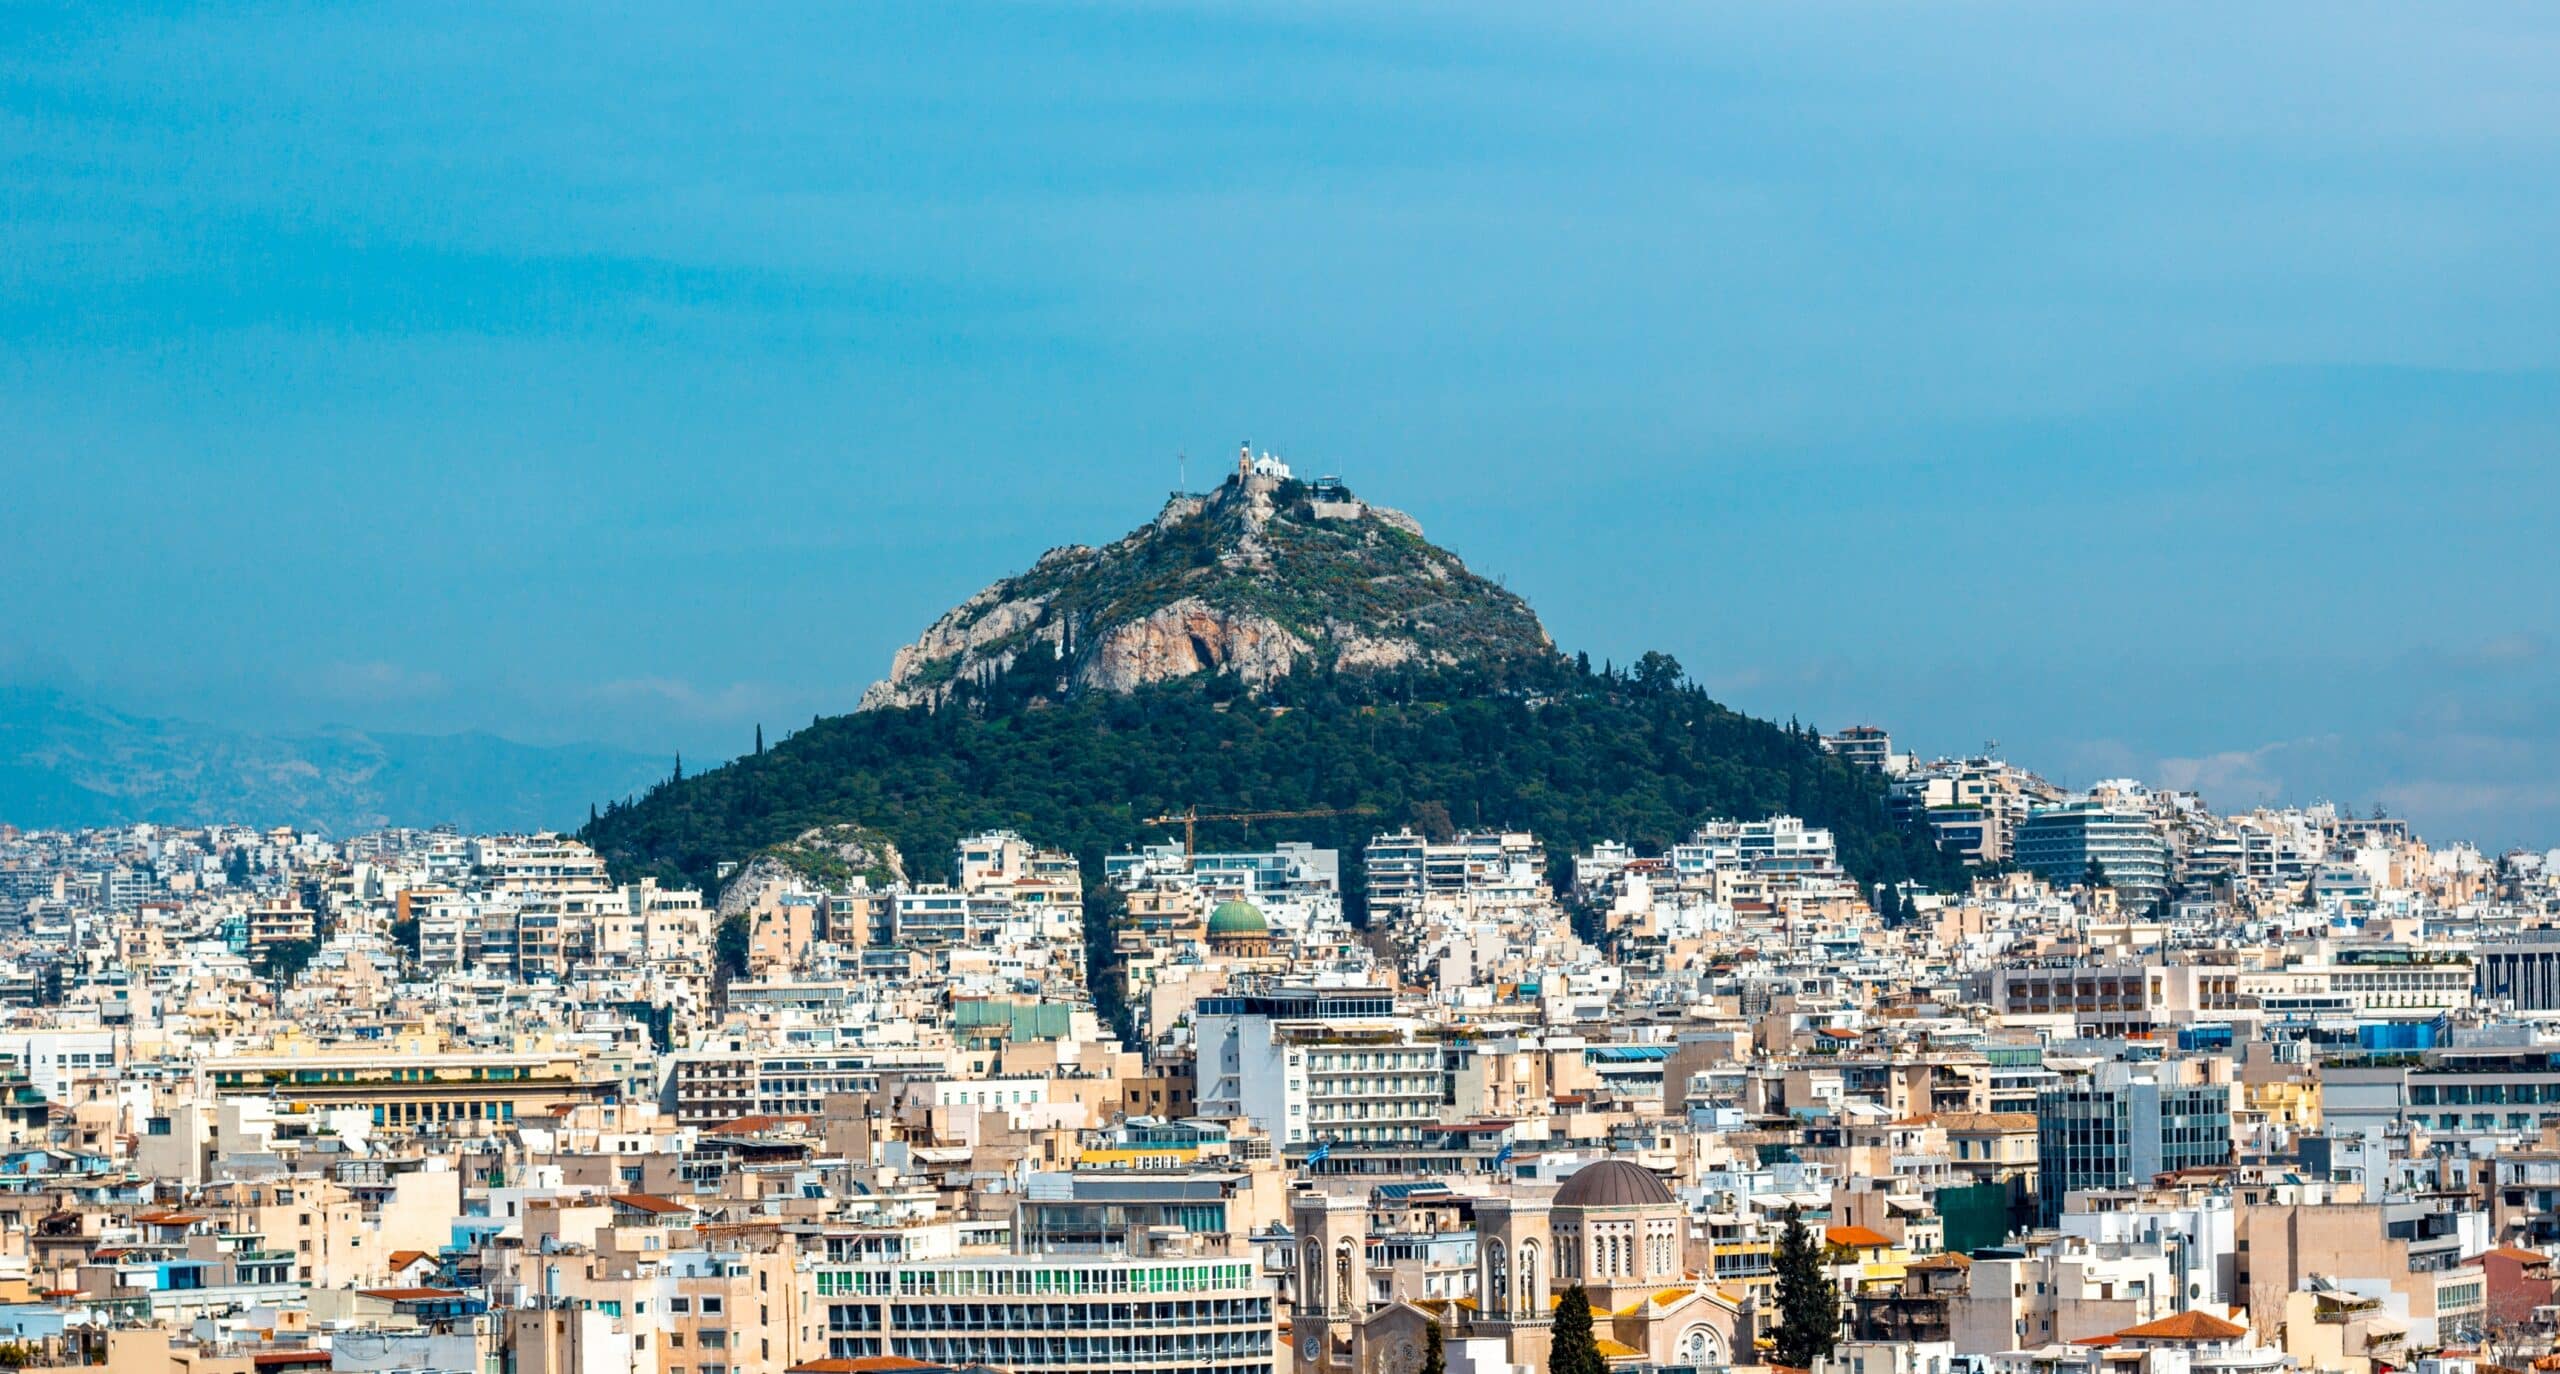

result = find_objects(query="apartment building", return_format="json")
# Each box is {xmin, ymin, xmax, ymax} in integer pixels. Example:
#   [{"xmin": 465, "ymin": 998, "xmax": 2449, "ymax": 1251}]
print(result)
[{"xmin": 1362, "ymin": 831, "xmax": 1543, "ymax": 915}]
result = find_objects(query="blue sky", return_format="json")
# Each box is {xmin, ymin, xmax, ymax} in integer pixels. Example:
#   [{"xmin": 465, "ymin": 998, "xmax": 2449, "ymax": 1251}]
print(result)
[{"xmin": 5, "ymin": 3, "xmax": 2558, "ymax": 847}]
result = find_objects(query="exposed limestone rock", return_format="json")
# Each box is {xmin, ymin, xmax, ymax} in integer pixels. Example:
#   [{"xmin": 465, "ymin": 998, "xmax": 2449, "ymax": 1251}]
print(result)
[
  {"xmin": 857, "ymin": 464, "xmax": 1551, "ymax": 711},
  {"xmin": 717, "ymin": 823, "xmax": 906, "ymax": 914},
  {"xmin": 1075, "ymin": 598, "xmax": 1312, "ymax": 695}
]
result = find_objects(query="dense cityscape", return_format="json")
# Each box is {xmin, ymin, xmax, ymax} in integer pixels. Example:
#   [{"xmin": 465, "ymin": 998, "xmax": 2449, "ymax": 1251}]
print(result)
[
  {"xmin": 12, "ymin": 6, "xmax": 2556, "ymax": 1374},
  {"xmin": 1, "ymin": 707, "xmax": 2557, "ymax": 1374}
]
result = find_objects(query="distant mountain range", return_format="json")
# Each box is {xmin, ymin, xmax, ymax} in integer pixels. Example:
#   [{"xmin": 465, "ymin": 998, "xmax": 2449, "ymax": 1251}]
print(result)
[{"xmin": 0, "ymin": 686, "xmax": 668, "ymax": 835}]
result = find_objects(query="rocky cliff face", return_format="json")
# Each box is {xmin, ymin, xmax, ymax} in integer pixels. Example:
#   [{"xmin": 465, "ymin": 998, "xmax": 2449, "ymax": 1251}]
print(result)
[
  {"xmin": 857, "ymin": 469, "xmax": 1552, "ymax": 711},
  {"xmin": 717, "ymin": 823, "xmax": 906, "ymax": 914}
]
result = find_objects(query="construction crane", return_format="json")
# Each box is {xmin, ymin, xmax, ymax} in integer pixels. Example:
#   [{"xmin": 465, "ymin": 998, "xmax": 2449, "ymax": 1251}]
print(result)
[{"xmin": 1142, "ymin": 805, "xmax": 1379, "ymax": 861}]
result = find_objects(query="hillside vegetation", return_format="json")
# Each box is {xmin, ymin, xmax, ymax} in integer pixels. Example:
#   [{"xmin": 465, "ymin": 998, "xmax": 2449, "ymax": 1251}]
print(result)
[{"xmin": 585, "ymin": 653, "xmax": 1968, "ymax": 911}]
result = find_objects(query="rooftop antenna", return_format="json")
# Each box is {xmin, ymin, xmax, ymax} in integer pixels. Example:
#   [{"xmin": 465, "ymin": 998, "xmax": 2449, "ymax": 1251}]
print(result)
[{"xmin": 1178, "ymin": 451, "xmax": 1187, "ymax": 492}]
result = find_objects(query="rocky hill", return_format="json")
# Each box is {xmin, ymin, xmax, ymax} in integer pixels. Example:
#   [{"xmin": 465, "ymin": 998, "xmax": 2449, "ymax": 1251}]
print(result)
[
  {"xmin": 857, "ymin": 463, "xmax": 1553, "ymax": 710},
  {"xmin": 584, "ymin": 459, "xmax": 1975, "ymax": 905}
]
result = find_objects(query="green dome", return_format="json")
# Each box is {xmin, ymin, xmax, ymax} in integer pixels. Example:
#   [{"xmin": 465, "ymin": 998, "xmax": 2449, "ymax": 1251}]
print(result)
[{"xmin": 1205, "ymin": 897, "xmax": 1269, "ymax": 936}]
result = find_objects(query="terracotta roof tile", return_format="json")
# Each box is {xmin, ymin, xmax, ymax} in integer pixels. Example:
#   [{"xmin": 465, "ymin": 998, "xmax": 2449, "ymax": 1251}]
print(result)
[{"xmin": 2117, "ymin": 1310, "xmax": 2247, "ymax": 1342}]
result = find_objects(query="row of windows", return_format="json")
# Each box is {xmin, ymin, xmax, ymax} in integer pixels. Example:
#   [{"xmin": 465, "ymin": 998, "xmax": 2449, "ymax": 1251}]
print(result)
[
  {"xmin": 814, "ymin": 1263, "xmax": 1255, "ymax": 1298},
  {"xmin": 828, "ymin": 1298, "xmax": 1268, "ymax": 1332},
  {"xmin": 1305, "ymin": 1051, "xmax": 1435, "ymax": 1072},
  {"xmin": 2411, "ymin": 1082, "xmax": 2560, "ymax": 1106},
  {"xmin": 372, "ymin": 1099, "xmax": 518, "ymax": 1125},
  {"xmin": 826, "ymin": 1334, "xmax": 1274, "ymax": 1366}
]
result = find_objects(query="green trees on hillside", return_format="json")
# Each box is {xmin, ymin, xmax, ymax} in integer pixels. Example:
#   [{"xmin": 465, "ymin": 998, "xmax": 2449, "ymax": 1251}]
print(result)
[{"xmin": 582, "ymin": 656, "xmax": 1972, "ymax": 909}]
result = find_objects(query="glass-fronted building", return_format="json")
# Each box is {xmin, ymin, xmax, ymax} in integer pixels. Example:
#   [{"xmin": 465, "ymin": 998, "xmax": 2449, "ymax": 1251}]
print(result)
[{"xmin": 2035, "ymin": 1073, "xmax": 2233, "ymax": 1223}]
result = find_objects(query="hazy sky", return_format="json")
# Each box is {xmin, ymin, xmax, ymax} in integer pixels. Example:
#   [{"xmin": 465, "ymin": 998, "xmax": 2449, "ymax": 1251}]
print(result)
[{"xmin": 5, "ymin": 4, "xmax": 2558, "ymax": 847}]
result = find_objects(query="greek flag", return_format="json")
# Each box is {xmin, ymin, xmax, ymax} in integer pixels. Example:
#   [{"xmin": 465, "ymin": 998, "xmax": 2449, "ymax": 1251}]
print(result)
[
  {"xmin": 1306, "ymin": 1142, "xmax": 1332, "ymax": 1166},
  {"xmin": 1494, "ymin": 1141, "xmax": 1514, "ymax": 1166}
]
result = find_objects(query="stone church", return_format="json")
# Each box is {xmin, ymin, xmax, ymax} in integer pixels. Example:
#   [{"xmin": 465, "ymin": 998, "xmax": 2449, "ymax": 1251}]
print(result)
[{"xmin": 1293, "ymin": 1159, "xmax": 1748, "ymax": 1374}]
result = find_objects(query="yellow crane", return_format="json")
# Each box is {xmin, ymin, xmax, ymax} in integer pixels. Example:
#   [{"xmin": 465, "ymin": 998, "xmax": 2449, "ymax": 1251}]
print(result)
[{"xmin": 1142, "ymin": 804, "xmax": 1379, "ymax": 861}]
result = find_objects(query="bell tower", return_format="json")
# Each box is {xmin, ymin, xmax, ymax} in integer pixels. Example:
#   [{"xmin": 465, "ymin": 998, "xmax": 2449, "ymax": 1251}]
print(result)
[
  {"xmin": 1474, "ymin": 1194, "xmax": 1554, "ymax": 1370},
  {"xmin": 1293, "ymin": 1190, "xmax": 1370, "ymax": 1374}
]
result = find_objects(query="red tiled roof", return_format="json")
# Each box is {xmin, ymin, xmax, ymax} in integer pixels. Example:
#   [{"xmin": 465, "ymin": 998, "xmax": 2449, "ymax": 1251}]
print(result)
[
  {"xmin": 607, "ymin": 1193, "xmax": 695, "ymax": 1214},
  {"xmin": 1825, "ymin": 1225, "xmax": 1892, "ymax": 1248},
  {"xmin": 2117, "ymin": 1311, "xmax": 2247, "ymax": 1342}
]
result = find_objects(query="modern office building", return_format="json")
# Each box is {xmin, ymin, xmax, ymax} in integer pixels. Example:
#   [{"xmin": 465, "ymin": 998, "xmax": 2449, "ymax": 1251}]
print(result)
[
  {"xmin": 2036, "ymin": 1064, "xmax": 2234, "ymax": 1222},
  {"xmin": 2478, "ymin": 930, "xmax": 2560, "ymax": 1011},
  {"xmin": 808, "ymin": 1254, "xmax": 1276, "ymax": 1374}
]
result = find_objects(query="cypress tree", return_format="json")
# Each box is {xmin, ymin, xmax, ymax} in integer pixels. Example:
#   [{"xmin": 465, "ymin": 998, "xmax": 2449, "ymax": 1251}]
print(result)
[
  {"xmin": 1550, "ymin": 1282, "xmax": 1606, "ymax": 1374},
  {"xmin": 1421, "ymin": 1320, "xmax": 1446, "ymax": 1374},
  {"xmin": 1770, "ymin": 1209, "xmax": 1838, "ymax": 1369}
]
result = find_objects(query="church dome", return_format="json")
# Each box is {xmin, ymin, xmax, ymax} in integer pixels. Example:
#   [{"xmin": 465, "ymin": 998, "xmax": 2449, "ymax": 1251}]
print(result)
[
  {"xmin": 1206, "ymin": 897, "xmax": 1270, "ymax": 937},
  {"xmin": 1553, "ymin": 1158, "xmax": 1674, "ymax": 1209}
]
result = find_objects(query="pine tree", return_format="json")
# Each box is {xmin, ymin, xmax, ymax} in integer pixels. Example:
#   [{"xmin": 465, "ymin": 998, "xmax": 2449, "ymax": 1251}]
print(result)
[
  {"xmin": 1770, "ymin": 1209, "xmax": 1838, "ymax": 1369},
  {"xmin": 1550, "ymin": 1282, "xmax": 1606, "ymax": 1374},
  {"xmin": 1421, "ymin": 1320, "xmax": 1446, "ymax": 1374}
]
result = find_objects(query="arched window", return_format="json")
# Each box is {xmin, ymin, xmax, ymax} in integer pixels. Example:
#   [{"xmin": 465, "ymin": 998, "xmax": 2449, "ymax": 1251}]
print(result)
[
  {"xmin": 1303, "ymin": 1241, "xmax": 1324, "ymax": 1311},
  {"xmin": 1518, "ymin": 1241, "xmax": 1539, "ymax": 1315},
  {"xmin": 1490, "ymin": 1247, "xmax": 1510, "ymax": 1310},
  {"xmin": 1335, "ymin": 1241, "xmax": 1354, "ymax": 1313}
]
